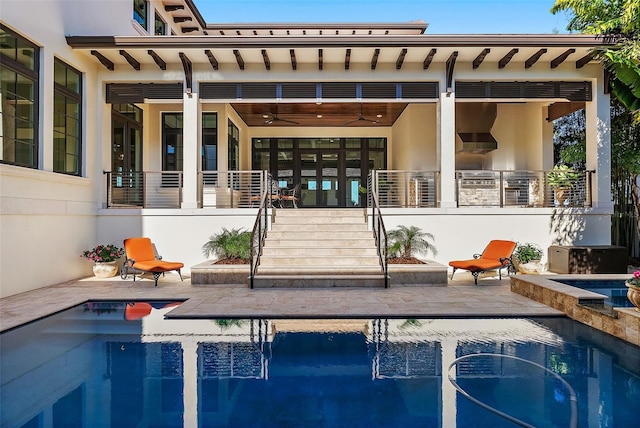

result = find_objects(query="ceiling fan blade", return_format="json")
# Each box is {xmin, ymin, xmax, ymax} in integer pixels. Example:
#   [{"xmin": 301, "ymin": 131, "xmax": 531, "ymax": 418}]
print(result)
[
  {"xmin": 344, "ymin": 118, "xmax": 361, "ymax": 125},
  {"xmin": 278, "ymin": 118, "xmax": 299, "ymax": 124}
]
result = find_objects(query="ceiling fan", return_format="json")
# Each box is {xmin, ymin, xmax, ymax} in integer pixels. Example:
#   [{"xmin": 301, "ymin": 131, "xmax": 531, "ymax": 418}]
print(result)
[
  {"xmin": 263, "ymin": 105, "xmax": 299, "ymax": 125},
  {"xmin": 344, "ymin": 104, "xmax": 380, "ymax": 125}
]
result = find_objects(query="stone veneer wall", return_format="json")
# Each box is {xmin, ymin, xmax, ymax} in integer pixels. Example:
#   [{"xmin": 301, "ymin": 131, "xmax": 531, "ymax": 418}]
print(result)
[{"xmin": 511, "ymin": 276, "xmax": 640, "ymax": 346}]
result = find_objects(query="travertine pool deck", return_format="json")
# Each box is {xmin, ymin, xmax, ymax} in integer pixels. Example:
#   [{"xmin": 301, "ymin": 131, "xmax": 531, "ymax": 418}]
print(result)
[{"xmin": 0, "ymin": 271, "xmax": 563, "ymax": 332}]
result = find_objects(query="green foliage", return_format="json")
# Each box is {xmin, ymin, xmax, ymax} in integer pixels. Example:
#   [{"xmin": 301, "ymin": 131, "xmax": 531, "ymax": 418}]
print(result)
[
  {"xmin": 387, "ymin": 225, "xmax": 437, "ymax": 259},
  {"xmin": 514, "ymin": 243, "xmax": 544, "ymax": 264},
  {"xmin": 202, "ymin": 228, "xmax": 251, "ymax": 260},
  {"xmin": 551, "ymin": 0, "xmax": 640, "ymax": 118},
  {"xmin": 546, "ymin": 164, "xmax": 581, "ymax": 189}
]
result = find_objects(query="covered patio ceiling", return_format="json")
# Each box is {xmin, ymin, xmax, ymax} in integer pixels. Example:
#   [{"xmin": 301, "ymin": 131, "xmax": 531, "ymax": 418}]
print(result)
[{"xmin": 231, "ymin": 102, "xmax": 408, "ymax": 127}]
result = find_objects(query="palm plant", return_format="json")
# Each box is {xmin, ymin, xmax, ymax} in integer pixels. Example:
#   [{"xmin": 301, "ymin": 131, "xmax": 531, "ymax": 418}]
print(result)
[
  {"xmin": 388, "ymin": 225, "xmax": 437, "ymax": 259},
  {"xmin": 202, "ymin": 228, "xmax": 251, "ymax": 260}
]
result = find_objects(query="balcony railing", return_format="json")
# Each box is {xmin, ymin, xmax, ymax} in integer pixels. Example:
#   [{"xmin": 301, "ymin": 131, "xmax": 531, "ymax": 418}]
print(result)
[
  {"xmin": 105, "ymin": 171, "xmax": 183, "ymax": 208},
  {"xmin": 372, "ymin": 170, "xmax": 440, "ymax": 208},
  {"xmin": 371, "ymin": 169, "xmax": 593, "ymax": 208},
  {"xmin": 455, "ymin": 170, "xmax": 593, "ymax": 208},
  {"xmin": 199, "ymin": 171, "xmax": 268, "ymax": 208}
]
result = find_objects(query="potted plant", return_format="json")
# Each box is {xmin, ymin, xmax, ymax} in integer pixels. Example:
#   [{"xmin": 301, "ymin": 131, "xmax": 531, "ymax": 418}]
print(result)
[
  {"xmin": 625, "ymin": 271, "xmax": 640, "ymax": 311},
  {"xmin": 202, "ymin": 227, "xmax": 251, "ymax": 264},
  {"xmin": 81, "ymin": 244, "xmax": 125, "ymax": 278},
  {"xmin": 513, "ymin": 242, "xmax": 543, "ymax": 274},
  {"xmin": 546, "ymin": 165, "xmax": 580, "ymax": 205}
]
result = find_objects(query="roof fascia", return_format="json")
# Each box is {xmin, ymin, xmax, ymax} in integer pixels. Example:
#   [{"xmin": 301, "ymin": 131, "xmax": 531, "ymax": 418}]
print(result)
[
  {"xmin": 66, "ymin": 34, "xmax": 609, "ymax": 49},
  {"xmin": 204, "ymin": 22, "xmax": 428, "ymax": 33}
]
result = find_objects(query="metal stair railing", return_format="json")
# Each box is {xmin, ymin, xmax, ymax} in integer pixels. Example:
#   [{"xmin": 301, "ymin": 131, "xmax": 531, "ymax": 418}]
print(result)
[
  {"xmin": 249, "ymin": 171, "xmax": 272, "ymax": 288},
  {"xmin": 369, "ymin": 172, "xmax": 389, "ymax": 288}
]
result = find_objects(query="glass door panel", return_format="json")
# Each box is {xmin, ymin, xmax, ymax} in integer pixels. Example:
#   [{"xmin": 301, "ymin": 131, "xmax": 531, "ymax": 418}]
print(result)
[
  {"xmin": 300, "ymin": 152, "xmax": 317, "ymax": 207},
  {"xmin": 320, "ymin": 152, "xmax": 339, "ymax": 207},
  {"xmin": 345, "ymin": 150, "xmax": 363, "ymax": 207},
  {"xmin": 111, "ymin": 111, "xmax": 143, "ymax": 205}
]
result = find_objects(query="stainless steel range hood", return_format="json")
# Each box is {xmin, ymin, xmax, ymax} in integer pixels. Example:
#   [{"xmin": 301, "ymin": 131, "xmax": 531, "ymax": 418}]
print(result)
[
  {"xmin": 457, "ymin": 132, "xmax": 498, "ymax": 153},
  {"xmin": 456, "ymin": 103, "xmax": 499, "ymax": 154}
]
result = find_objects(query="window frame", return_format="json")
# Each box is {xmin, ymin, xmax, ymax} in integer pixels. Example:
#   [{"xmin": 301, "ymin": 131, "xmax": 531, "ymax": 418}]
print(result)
[
  {"xmin": 154, "ymin": 11, "xmax": 166, "ymax": 36},
  {"xmin": 202, "ymin": 112, "xmax": 218, "ymax": 171},
  {"xmin": 133, "ymin": 0, "xmax": 148, "ymax": 30},
  {"xmin": 0, "ymin": 23, "xmax": 40, "ymax": 169},
  {"xmin": 227, "ymin": 119, "xmax": 239, "ymax": 171},
  {"xmin": 53, "ymin": 58, "xmax": 82, "ymax": 176}
]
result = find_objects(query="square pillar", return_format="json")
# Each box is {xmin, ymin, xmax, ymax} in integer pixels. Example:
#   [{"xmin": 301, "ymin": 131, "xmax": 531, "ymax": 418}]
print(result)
[
  {"xmin": 438, "ymin": 91, "xmax": 457, "ymax": 208},
  {"xmin": 585, "ymin": 77, "xmax": 612, "ymax": 210},
  {"xmin": 182, "ymin": 90, "xmax": 200, "ymax": 209}
]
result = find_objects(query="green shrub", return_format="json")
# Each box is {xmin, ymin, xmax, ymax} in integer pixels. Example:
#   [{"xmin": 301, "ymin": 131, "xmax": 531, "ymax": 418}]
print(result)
[
  {"xmin": 513, "ymin": 242, "xmax": 543, "ymax": 263},
  {"xmin": 388, "ymin": 225, "xmax": 437, "ymax": 259},
  {"xmin": 202, "ymin": 228, "xmax": 251, "ymax": 260}
]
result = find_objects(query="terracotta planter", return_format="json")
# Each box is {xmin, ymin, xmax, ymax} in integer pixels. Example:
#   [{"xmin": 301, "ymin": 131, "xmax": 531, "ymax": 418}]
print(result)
[
  {"xmin": 554, "ymin": 187, "xmax": 571, "ymax": 205},
  {"xmin": 93, "ymin": 261, "xmax": 118, "ymax": 278},
  {"xmin": 626, "ymin": 281, "xmax": 640, "ymax": 311}
]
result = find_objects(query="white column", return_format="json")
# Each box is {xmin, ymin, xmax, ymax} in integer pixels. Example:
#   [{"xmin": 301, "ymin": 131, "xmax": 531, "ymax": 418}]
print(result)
[
  {"xmin": 585, "ymin": 77, "xmax": 612, "ymax": 210},
  {"xmin": 441, "ymin": 338, "xmax": 458, "ymax": 428},
  {"xmin": 182, "ymin": 89, "xmax": 199, "ymax": 209},
  {"xmin": 438, "ymin": 91, "xmax": 457, "ymax": 208},
  {"xmin": 40, "ymin": 51, "xmax": 54, "ymax": 171},
  {"xmin": 183, "ymin": 341, "xmax": 199, "ymax": 427}
]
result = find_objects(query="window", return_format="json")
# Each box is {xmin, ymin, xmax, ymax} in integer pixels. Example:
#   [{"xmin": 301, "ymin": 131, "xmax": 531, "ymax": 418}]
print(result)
[
  {"xmin": 162, "ymin": 113, "xmax": 183, "ymax": 171},
  {"xmin": 0, "ymin": 24, "xmax": 39, "ymax": 168},
  {"xmin": 154, "ymin": 12, "xmax": 166, "ymax": 36},
  {"xmin": 53, "ymin": 59, "xmax": 82, "ymax": 175},
  {"xmin": 202, "ymin": 113, "xmax": 217, "ymax": 171},
  {"xmin": 133, "ymin": 0, "xmax": 147, "ymax": 29},
  {"xmin": 228, "ymin": 120, "xmax": 239, "ymax": 171}
]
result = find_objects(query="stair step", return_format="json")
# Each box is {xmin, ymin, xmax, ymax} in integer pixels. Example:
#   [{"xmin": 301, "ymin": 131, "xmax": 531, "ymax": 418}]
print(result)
[
  {"xmin": 273, "ymin": 216, "xmax": 366, "ymax": 225},
  {"xmin": 252, "ymin": 274, "xmax": 388, "ymax": 288},
  {"xmin": 261, "ymin": 247, "xmax": 378, "ymax": 257},
  {"xmin": 264, "ymin": 238, "xmax": 375, "ymax": 248},
  {"xmin": 270, "ymin": 223, "xmax": 368, "ymax": 232},
  {"xmin": 257, "ymin": 266, "xmax": 382, "ymax": 275},
  {"xmin": 259, "ymin": 256, "xmax": 380, "ymax": 266},
  {"xmin": 275, "ymin": 209, "xmax": 364, "ymax": 217},
  {"xmin": 267, "ymin": 230, "xmax": 373, "ymax": 239}
]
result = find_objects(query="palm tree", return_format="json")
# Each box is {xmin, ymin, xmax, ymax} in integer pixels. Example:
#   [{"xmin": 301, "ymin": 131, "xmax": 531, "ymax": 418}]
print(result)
[
  {"xmin": 202, "ymin": 227, "xmax": 251, "ymax": 260},
  {"xmin": 388, "ymin": 225, "xmax": 437, "ymax": 259}
]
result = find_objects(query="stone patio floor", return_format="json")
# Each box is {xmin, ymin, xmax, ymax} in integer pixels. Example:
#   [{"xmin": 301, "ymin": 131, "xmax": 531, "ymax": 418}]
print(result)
[{"xmin": 0, "ymin": 270, "xmax": 563, "ymax": 332}]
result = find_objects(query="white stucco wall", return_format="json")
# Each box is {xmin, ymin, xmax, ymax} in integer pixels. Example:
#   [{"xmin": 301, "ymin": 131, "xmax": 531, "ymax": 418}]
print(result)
[{"xmin": 391, "ymin": 104, "xmax": 438, "ymax": 170}]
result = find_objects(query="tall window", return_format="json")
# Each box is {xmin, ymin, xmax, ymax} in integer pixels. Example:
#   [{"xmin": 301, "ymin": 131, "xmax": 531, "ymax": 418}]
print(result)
[
  {"xmin": 202, "ymin": 113, "xmax": 217, "ymax": 171},
  {"xmin": 228, "ymin": 120, "xmax": 239, "ymax": 171},
  {"xmin": 133, "ymin": 0, "xmax": 147, "ymax": 29},
  {"xmin": 154, "ymin": 12, "xmax": 166, "ymax": 35},
  {"xmin": 53, "ymin": 59, "xmax": 82, "ymax": 175},
  {"xmin": 0, "ymin": 24, "xmax": 39, "ymax": 168},
  {"xmin": 162, "ymin": 113, "xmax": 183, "ymax": 171}
]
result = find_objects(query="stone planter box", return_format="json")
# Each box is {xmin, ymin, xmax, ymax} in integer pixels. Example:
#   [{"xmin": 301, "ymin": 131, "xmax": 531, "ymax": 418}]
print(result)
[
  {"xmin": 388, "ymin": 261, "xmax": 448, "ymax": 286},
  {"xmin": 191, "ymin": 261, "xmax": 249, "ymax": 285}
]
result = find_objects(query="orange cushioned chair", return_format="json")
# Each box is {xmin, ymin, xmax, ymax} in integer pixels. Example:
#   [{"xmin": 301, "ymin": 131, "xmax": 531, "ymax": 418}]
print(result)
[
  {"xmin": 121, "ymin": 238, "xmax": 184, "ymax": 287},
  {"xmin": 449, "ymin": 240, "xmax": 516, "ymax": 285}
]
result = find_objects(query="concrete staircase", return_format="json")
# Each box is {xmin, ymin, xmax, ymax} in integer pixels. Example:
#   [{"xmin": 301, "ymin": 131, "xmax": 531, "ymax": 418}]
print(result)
[{"xmin": 252, "ymin": 209, "xmax": 387, "ymax": 288}]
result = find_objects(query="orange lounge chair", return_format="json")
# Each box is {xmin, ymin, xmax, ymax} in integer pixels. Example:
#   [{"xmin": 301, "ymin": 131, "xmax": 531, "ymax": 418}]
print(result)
[
  {"xmin": 449, "ymin": 240, "xmax": 516, "ymax": 285},
  {"xmin": 121, "ymin": 238, "xmax": 184, "ymax": 286}
]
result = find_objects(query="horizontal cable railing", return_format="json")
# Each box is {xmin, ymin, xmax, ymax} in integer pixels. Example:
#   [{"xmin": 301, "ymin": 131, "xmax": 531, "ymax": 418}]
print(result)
[
  {"xmin": 373, "ymin": 170, "xmax": 440, "ymax": 208},
  {"xmin": 104, "ymin": 171, "xmax": 183, "ymax": 208},
  {"xmin": 199, "ymin": 171, "xmax": 266, "ymax": 208},
  {"xmin": 455, "ymin": 169, "xmax": 593, "ymax": 208}
]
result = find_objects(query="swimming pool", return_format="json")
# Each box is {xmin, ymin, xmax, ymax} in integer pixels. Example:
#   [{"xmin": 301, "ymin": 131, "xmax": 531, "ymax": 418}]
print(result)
[
  {"xmin": 1, "ymin": 302, "xmax": 638, "ymax": 427},
  {"xmin": 555, "ymin": 279, "xmax": 633, "ymax": 308}
]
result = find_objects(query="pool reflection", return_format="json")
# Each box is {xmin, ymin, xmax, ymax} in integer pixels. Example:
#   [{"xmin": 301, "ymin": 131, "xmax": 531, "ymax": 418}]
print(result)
[{"xmin": 0, "ymin": 303, "xmax": 638, "ymax": 428}]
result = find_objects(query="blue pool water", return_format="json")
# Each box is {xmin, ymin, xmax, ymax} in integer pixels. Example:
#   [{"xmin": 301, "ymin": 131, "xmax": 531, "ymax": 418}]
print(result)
[
  {"xmin": 1, "ymin": 302, "xmax": 639, "ymax": 428},
  {"xmin": 555, "ymin": 279, "xmax": 633, "ymax": 308}
]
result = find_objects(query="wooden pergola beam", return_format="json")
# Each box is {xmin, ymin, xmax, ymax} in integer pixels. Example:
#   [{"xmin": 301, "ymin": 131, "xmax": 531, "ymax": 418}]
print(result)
[
  {"xmin": 371, "ymin": 48, "xmax": 380, "ymax": 70},
  {"xmin": 423, "ymin": 48, "xmax": 437, "ymax": 69},
  {"xmin": 147, "ymin": 50, "xmax": 166, "ymax": 70},
  {"xmin": 345, "ymin": 48, "xmax": 351, "ymax": 70},
  {"xmin": 525, "ymin": 48, "xmax": 547, "ymax": 68},
  {"xmin": 395, "ymin": 48, "xmax": 408, "ymax": 70},
  {"xmin": 318, "ymin": 48, "xmax": 323, "ymax": 71},
  {"xmin": 90, "ymin": 50, "xmax": 114, "ymax": 71},
  {"xmin": 179, "ymin": 52, "xmax": 192, "ymax": 92},
  {"xmin": 446, "ymin": 51, "xmax": 458, "ymax": 90},
  {"xmin": 119, "ymin": 50, "xmax": 140, "ymax": 71},
  {"xmin": 472, "ymin": 48, "xmax": 490, "ymax": 69},
  {"xmin": 575, "ymin": 53, "xmax": 594, "ymax": 69},
  {"xmin": 205, "ymin": 49, "xmax": 218, "ymax": 70},
  {"xmin": 290, "ymin": 49, "xmax": 297, "ymax": 71},
  {"xmin": 233, "ymin": 49, "xmax": 245, "ymax": 70},
  {"xmin": 551, "ymin": 48, "xmax": 576, "ymax": 68},
  {"xmin": 498, "ymin": 48, "xmax": 518, "ymax": 69},
  {"xmin": 261, "ymin": 49, "xmax": 271, "ymax": 71}
]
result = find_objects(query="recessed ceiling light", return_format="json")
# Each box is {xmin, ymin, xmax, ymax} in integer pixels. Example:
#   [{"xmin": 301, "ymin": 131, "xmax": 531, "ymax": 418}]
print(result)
[
  {"xmin": 262, "ymin": 114, "xmax": 269, "ymax": 119},
  {"xmin": 317, "ymin": 114, "xmax": 323, "ymax": 118},
  {"xmin": 376, "ymin": 114, "xmax": 383, "ymax": 118}
]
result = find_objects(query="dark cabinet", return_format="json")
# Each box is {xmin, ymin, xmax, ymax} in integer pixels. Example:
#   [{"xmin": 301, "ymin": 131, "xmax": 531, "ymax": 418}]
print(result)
[{"xmin": 548, "ymin": 245, "xmax": 627, "ymax": 274}]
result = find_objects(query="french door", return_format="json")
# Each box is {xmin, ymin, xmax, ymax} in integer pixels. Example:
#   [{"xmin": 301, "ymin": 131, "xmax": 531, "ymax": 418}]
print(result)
[{"xmin": 111, "ymin": 106, "xmax": 143, "ymax": 205}]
